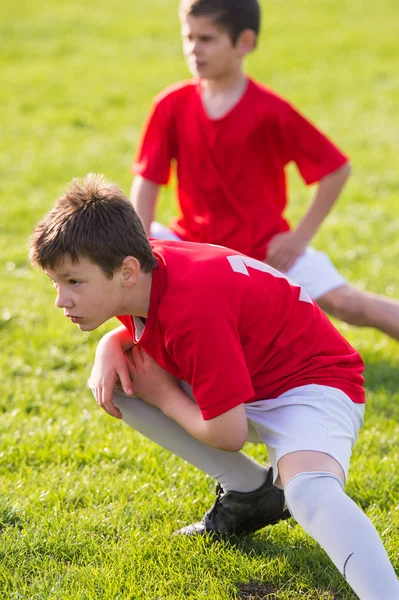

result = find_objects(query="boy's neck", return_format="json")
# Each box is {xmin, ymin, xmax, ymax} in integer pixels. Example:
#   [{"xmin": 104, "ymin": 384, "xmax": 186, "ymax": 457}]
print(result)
[
  {"xmin": 200, "ymin": 72, "xmax": 248, "ymax": 120},
  {"xmin": 201, "ymin": 70, "xmax": 247, "ymax": 95},
  {"xmin": 121, "ymin": 270, "xmax": 152, "ymax": 319}
]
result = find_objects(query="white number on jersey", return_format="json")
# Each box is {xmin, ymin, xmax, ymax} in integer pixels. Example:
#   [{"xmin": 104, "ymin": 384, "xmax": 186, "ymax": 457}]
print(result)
[{"xmin": 227, "ymin": 255, "xmax": 312, "ymax": 304}]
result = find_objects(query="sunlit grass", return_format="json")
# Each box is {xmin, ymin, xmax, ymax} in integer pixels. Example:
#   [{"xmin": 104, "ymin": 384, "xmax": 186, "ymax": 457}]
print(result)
[{"xmin": 0, "ymin": 0, "xmax": 398, "ymax": 597}]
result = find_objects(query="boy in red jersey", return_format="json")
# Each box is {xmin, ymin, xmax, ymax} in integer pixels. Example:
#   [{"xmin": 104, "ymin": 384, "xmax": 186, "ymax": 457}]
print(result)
[
  {"xmin": 131, "ymin": 0, "xmax": 399, "ymax": 340},
  {"xmin": 30, "ymin": 175, "xmax": 399, "ymax": 599}
]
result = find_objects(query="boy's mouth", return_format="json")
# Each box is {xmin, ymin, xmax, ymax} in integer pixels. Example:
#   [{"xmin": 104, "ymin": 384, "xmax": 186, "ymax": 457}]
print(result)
[
  {"xmin": 191, "ymin": 58, "xmax": 206, "ymax": 70},
  {"xmin": 65, "ymin": 313, "xmax": 83, "ymax": 323}
]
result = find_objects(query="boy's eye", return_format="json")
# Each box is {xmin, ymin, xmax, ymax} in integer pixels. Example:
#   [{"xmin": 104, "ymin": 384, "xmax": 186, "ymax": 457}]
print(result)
[
  {"xmin": 69, "ymin": 279, "xmax": 81, "ymax": 286},
  {"xmin": 184, "ymin": 34, "xmax": 213, "ymax": 43}
]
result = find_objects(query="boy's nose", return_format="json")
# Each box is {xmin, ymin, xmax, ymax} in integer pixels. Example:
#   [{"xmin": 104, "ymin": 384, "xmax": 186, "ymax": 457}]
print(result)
[
  {"xmin": 55, "ymin": 290, "xmax": 73, "ymax": 309},
  {"xmin": 192, "ymin": 42, "xmax": 201, "ymax": 55},
  {"xmin": 186, "ymin": 39, "xmax": 199, "ymax": 55}
]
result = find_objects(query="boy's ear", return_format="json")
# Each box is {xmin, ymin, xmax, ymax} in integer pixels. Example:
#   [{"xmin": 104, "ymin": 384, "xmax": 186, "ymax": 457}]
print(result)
[
  {"xmin": 236, "ymin": 29, "xmax": 257, "ymax": 56},
  {"xmin": 120, "ymin": 256, "xmax": 140, "ymax": 287}
]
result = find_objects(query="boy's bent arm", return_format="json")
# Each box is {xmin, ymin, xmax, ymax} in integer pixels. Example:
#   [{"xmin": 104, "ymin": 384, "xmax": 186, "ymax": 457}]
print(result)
[
  {"xmin": 163, "ymin": 392, "xmax": 248, "ymax": 452},
  {"xmin": 96, "ymin": 325, "xmax": 135, "ymax": 353},
  {"xmin": 267, "ymin": 162, "xmax": 351, "ymax": 272},
  {"xmin": 130, "ymin": 176, "xmax": 159, "ymax": 236},
  {"xmin": 295, "ymin": 161, "xmax": 351, "ymax": 245},
  {"xmin": 128, "ymin": 347, "xmax": 248, "ymax": 452},
  {"xmin": 90, "ymin": 326, "xmax": 135, "ymax": 419}
]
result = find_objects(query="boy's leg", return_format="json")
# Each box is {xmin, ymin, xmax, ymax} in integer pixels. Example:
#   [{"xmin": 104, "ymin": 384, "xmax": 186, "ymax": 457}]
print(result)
[
  {"xmin": 113, "ymin": 390, "xmax": 266, "ymax": 493},
  {"xmin": 280, "ymin": 452, "xmax": 399, "ymax": 600},
  {"xmin": 245, "ymin": 386, "xmax": 398, "ymax": 599},
  {"xmin": 150, "ymin": 234, "xmax": 399, "ymax": 338},
  {"xmin": 112, "ymin": 390, "xmax": 288, "ymax": 536},
  {"xmin": 317, "ymin": 284, "xmax": 399, "ymax": 340},
  {"xmin": 286, "ymin": 247, "xmax": 399, "ymax": 340}
]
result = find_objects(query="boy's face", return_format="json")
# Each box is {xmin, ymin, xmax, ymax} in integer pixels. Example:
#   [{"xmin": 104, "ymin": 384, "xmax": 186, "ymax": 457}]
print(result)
[
  {"xmin": 181, "ymin": 14, "xmax": 242, "ymax": 79},
  {"xmin": 45, "ymin": 255, "xmax": 123, "ymax": 332}
]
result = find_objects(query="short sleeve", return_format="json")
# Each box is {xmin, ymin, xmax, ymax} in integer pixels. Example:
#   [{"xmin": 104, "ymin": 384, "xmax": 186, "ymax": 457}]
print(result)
[
  {"xmin": 166, "ymin": 313, "xmax": 255, "ymax": 420},
  {"xmin": 283, "ymin": 104, "xmax": 348, "ymax": 185},
  {"xmin": 132, "ymin": 96, "xmax": 176, "ymax": 185}
]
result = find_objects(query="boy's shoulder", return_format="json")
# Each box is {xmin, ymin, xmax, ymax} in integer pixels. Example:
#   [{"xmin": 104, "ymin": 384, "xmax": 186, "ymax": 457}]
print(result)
[
  {"xmin": 154, "ymin": 79, "xmax": 198, "ymax": 105},
  {"xmin": 152, "ymin": 240, "xmax": 241, "ymax": 306},
  {"xmin": 248, "ymin": 78, "xmax": 294, "ymax": 115},
  {"xmin": 150, "ymin": 77, "xmax": 295, "ymax": 121}
]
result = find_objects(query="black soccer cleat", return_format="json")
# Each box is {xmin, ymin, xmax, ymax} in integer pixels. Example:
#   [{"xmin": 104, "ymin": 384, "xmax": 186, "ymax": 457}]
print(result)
[{"xmin": 173, "ymin": 466, "xmax": 290, "ymax": 538}]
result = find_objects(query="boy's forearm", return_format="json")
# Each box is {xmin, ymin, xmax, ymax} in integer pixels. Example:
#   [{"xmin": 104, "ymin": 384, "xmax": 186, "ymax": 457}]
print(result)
[
  {"xmin": 295, "ymin": 162, "xmax": 351, "ymax": 244},
  {"xmin": 161, "ymin": 390, "xmax": 248, "ymax": 452},
  {"xmin": 130, "ymin": 176, "xmax": 159, "ymax": 236}
]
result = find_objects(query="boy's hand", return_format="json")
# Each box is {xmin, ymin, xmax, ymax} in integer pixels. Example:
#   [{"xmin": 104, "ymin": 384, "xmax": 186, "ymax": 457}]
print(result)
[
  {"xmin": 266, "ymin": 230, "xmax": 308, "ymax": 273},
  {"xmin": 89, "ymin": 341, "xmax": 134, "ymax": 420},
  {"xmin": 126, "ymin": 347, "xmax": 249, "ymax": 451},
  {"xmin": 126, "ymin": 346, "xmax": 180, "ymax": 411}
]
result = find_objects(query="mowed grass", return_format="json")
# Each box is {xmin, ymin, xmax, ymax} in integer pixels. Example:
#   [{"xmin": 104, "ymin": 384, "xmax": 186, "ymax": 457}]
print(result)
[{"xmin": 0, "ymin": 0, "xmax": 398, "ymax": 598}]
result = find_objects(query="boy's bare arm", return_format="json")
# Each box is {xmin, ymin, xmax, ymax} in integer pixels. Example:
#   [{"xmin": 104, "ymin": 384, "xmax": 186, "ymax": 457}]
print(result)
[
  {"xmin": 90, "ymin": 326, "xmax": 135, "ymax": 419},
  {"xmin": 129, "ymin": 346, "xmax": 248, "ymax": 452},
  {"xmin": 164, "ymin": 395, "xmax": 248, "ymax": 452},
  {"xmin": 295, "ymin": 161, "xmax": 351, "ymax": 247},
  {"xmin": 130, "ymin": 176, "xmax": 159, "ymax": 236},
  {"xmin": 267, "ymin": 162, "xmax": 351, "ymax": 272}
]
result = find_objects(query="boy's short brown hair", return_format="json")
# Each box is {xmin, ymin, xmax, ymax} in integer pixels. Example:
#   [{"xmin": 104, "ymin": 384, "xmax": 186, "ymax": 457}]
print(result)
[
  {"xmin": 180, "ymin": 0, "xmax": 261, "ymax": 45},
  {"xmin": 29, "ymin": 173, "xmax": 158, "ymax": 277}
]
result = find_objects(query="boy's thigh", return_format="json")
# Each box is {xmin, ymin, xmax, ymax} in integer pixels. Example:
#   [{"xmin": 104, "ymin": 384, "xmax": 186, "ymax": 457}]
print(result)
[
  {"xmin": 287, "ymin": 247, "xmax": 347, "ymax": 300},
  {"xmin": 244, "ymin": 385, "xmax": 365, "ymax": 488},
  {"xmin": 277, "ymin": 450, "xmax": 346, "ymax": 488}
]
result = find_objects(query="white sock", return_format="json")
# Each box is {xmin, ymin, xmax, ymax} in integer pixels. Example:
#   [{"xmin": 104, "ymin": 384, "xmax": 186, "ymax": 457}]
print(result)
[
  {"xmin": 284, "ymin": 471, "xmax": 399, "ymax": 600},
  {"xmin": 113, "ymin": 391, "xmax": 268, "ymax": 493}
]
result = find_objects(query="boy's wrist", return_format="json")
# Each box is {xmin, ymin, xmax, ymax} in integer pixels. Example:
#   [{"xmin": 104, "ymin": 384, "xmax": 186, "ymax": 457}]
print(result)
[{"xmin": 293, "ymin": 224, "xmax": 314, "ymax": 247}]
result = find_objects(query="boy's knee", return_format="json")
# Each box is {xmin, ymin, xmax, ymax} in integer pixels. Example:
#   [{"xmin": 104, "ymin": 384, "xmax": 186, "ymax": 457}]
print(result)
[
  {"xmin": 112, "ymin": 389, "xmax": 140, "ymax": 410},
  {"xmin": 284, "ymin": 471, "xmax": 344, "ymax": 526},
  {"xmin": 317, "ymin": 286, "xmax": 369, "ymax": 326}
]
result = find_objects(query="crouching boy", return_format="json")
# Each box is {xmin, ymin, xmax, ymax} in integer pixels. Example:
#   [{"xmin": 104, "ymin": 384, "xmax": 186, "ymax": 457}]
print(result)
[{"xmin": 30, "ymin": 174, "xmax": 399, "ymax": 599}]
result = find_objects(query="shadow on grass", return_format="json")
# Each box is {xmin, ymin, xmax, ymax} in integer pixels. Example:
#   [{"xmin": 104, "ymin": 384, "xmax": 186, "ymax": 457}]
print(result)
[
  {"xmin": 224, "ymin": 532, "xmax": 352, "ymax": 600},
  {"xmin": 235, "ymin": 581, "xmax": 344, "ymax": 600},
  {"xmin": 235, "ymin": 582, "xmax": 280, "ymax": 600}
]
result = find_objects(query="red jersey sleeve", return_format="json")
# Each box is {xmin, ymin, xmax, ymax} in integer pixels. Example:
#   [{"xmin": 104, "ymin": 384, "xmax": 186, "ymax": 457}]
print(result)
[
  {"xmin": 166, "ymin": 313, "xmax": 255, "ymax": 420},
  {"xmin": 283, "ymin": 104, "xmax": 348, "ymax": 185},
  {"xmin": 132, "ymin": 96, "xmax": 176, "ymax": 185}
]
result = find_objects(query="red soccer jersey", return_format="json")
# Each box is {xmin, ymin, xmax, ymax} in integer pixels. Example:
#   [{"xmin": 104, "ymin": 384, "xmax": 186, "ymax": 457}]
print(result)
[
  {"xmin": 132, "ymin": 79, "xmax": 348, "ymax": 260},
  {"xmin": 117, "ymin": 240, "xmax": 364, "ymax": 421}
]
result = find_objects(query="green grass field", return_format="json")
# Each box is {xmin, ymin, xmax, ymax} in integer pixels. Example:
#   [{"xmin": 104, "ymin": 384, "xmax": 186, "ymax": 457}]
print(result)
[{"xmin": 1, "ymin": 0, "xmax": 398, "ymax": 598}]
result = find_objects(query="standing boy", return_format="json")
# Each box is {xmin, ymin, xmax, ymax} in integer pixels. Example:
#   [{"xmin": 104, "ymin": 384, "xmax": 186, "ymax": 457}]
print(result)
[
  {"xmin": 131, "ymin": 0, "xmax": 399, "ymax": 340},
  {"xmin": 30, "ymin": 174, "xmax": 399, "ymax": 599}
]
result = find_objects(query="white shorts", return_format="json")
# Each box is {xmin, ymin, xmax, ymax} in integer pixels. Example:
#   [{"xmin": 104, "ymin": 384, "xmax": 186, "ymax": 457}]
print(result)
[
  {"xmin": 244, "ymin": 384, "xmax": 365, "ymax": 488},
  {"xmin": 179, "ymin": 381, "xmax": 365, "ymax": 487},
  {"xmin": 286, "ymin": 247, "xmax": 347, "ymax": 299},
  {"xmin": 150, "ymin": 222, "xmax": 346, "ymax": 299}
]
